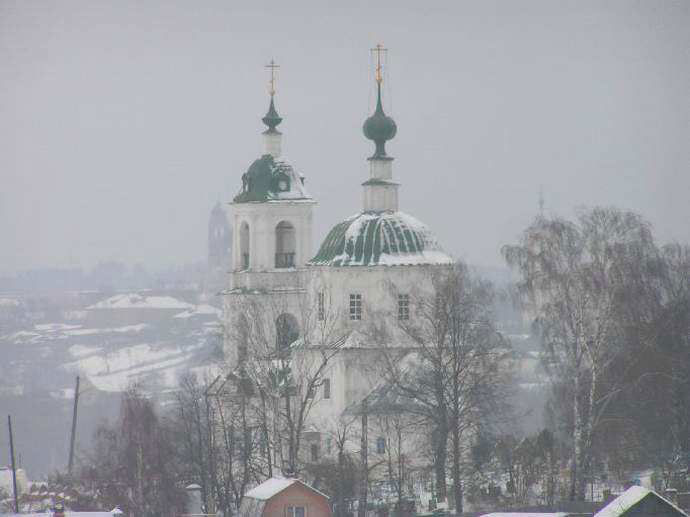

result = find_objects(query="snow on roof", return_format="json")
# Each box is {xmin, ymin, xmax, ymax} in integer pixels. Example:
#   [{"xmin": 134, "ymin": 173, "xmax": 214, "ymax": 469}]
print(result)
[
  {"xmin": 480, "ymin": 514, "xmax": 568, "ymax": 517},
  {"xmin": 243, "ymin": 477, "xmax": 330, "ymax": 502},
  {"xmin": 310, "ymin": 210, "xmax": 453, "ymax": 267},
  {"xmin": 87, "ymin": 294, "xmax": 194, "ymax": 310},
  {"xmin": 2, "ymin": 513, "xmax": 118, "ymax": 516},
  {"xmin": 243, "ymin": 477, "xmax": 298, "ymax": 500},
  {"xmin": 594, "ymin": 485, "xmax": 688, "ymax": 517}
]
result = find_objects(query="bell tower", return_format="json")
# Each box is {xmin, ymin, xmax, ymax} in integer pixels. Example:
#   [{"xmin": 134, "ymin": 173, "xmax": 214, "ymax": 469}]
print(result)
[
  {"xmin": 224, "ymin": 61, "xmax": 317, "ymax": 365},
  {"xmin": 229, "ymin": 61, "xmax": 316, "ymax": 282}
]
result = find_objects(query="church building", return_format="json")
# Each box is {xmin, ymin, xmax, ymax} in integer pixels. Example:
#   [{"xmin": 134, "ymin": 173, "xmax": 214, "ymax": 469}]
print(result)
[{"xmin": 222, "ymin": 48, "xmax": 454, "ymax": 480}]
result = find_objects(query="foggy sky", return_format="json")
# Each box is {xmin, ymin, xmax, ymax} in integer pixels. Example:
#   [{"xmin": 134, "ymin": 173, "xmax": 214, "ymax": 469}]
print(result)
[{"xmin": 1, "ymin": 0, "xmax": 689, "ymax": 275}]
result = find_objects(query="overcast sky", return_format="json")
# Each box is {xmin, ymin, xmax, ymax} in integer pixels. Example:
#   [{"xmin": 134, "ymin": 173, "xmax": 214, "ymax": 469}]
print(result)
[{"xmin": 1, "ymin": 0, "xmax": 688, "ymax": 275}]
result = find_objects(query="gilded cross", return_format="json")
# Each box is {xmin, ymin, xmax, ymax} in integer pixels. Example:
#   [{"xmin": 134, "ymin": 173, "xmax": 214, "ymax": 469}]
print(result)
[
  {"xmin": 266, "ymin": 59, "xmax": 280, "ymax": 96},
  {"xmin": 370, "ymin": 43, "xmax": 387, "ymax": 84}
]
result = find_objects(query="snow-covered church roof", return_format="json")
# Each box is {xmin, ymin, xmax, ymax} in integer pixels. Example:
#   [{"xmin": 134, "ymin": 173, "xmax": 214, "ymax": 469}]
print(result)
[
  {"xmin": 233, "ymin": 154, "xmax": 311, "ymax": 203},
  {"xmin": 233, "ymin": 94, "xmax": 312, "ymax": 204},
  {"xmin": 309, "ymin": 210, "xmax": 453, "ymax": 267}
]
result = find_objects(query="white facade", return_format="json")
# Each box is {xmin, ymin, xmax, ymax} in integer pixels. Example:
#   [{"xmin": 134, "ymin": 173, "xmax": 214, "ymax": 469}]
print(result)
[{"xmin": 222, "ymin": 90, "xmax": 454, "ymax": 476}]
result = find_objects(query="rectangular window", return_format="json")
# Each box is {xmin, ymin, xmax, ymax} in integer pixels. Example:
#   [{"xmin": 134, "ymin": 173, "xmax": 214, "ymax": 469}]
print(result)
[
  {"xmin": 398, "ymin": 294, "xmax": 410, "ymax": 321},
  {"xmin": 317, "ymin": 291, "xmax": 325, "ymax": 321},
  {"xmin": 376, "ymin": 437, "xmax": 386, "ymax": 454},
  {"xmin": 287, "ymin": 507, "xmax": 305, "ymax": 517},
  {"xmin": 349, "ymin": 294, "xmax": 362, "ymax": 320},
  {"xmin": 323, "ymin": 378, "xmax": 331, "ymax": 399},
  {"xmin": 326, "ymin": 437, "xmax": 332, "ymax": 455},
  {"xmin": 310, "ymin": 443, "xmax": 320, "ymax": 462}
]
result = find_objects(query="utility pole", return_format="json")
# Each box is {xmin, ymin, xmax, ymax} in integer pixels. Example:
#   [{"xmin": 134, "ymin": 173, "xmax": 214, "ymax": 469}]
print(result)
[
  {"xmin": 8, "ymin": 415, "xmax": 19, "ymax": 513},
  {"xmin": 68, "ymin": 375, "xmax": 80, "ymax": 475},
  {"xmin": 358, "ymin": 399, "xmax": 368, "ymax": 517}
]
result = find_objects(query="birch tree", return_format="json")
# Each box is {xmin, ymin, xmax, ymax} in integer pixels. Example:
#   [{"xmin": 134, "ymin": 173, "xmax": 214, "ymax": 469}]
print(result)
[{"xmin": 502, "ymin": 207, "xmax": 663, "ymax": 500}]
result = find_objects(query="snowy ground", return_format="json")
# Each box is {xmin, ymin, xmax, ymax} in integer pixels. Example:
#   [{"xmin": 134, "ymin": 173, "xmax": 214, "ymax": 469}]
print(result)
[{"xmin": 0, "ymin": 290, "xmax": 223, "ymax": 476}]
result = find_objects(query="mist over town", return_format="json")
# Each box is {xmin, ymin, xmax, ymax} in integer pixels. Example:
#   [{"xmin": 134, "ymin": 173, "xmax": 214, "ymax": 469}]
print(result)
[{"xmin": 1, "ymin": 2, "xmax": 689, "ymax": 517}]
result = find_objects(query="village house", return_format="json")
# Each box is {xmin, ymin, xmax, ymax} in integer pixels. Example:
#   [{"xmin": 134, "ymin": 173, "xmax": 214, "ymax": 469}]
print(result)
[{"xmin": 239, "ymin": 477, "xmax": 331, "ymax": 517}]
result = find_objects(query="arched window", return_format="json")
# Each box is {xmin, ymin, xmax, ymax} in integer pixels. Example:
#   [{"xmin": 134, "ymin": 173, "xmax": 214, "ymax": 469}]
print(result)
[
  {"xmin": 240, "ymin": 222, "xmax": 250, "ymax": 269},
  {"xmin": 275, "ymin": 221, "xmax": 296, "ymax": 268},
  {"xmin": 276, "ymin": 313, "xmax": 299, "ymax": 353}
]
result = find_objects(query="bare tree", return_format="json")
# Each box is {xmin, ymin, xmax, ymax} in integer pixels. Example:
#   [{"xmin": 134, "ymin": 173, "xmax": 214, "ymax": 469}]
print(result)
[
  {"xmin": 373, "ymin": 262, "xmax": 510, "ymax": 514},
  {"xmin": 80, "ymin": 386, "xmax": 186, "ymax": 517},
  {"xmin": 225, "ymin": 283, "xmax": 347, "ymax": 476},
  {"xmin": 502, "ymin": 207, "xmax": 664, "ymax": 500},
  {"xmin": 171, "ymin": 373, "xmax": 260, "ymax": 515}
]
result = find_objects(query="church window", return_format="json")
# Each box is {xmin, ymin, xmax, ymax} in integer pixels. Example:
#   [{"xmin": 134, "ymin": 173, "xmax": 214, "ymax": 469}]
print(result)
[
  {"xmin": 349, "ymin": 294, "xmax": 362, "ymax": 320},
  {"xmin": 398, "ymin": 294, "xmax": 410, "ymax": 320},
  {"xmin": 317, "ymin": 291, "xmax": 325, "ymax": 321},
  {"xmin": 275, "ymin": 221, "xmax": 296, "ymax": 268},
  {"xmin": 323, "ymin": 378, "xmax": 331, "ymax": 399},
  {"xmin": 310, "ymin": 443, "xmax": 320, "ymax": 462},
  {"xmin": 276, "ymin": 313, "xmax": 299, "ymax": 353},
  {"xmin": 376, "ymin": 437, "xmax": 386, "ymax": 454},
  {"xmin": 240, "ymin": 222, "xmax": 250, "ymax": 270}
]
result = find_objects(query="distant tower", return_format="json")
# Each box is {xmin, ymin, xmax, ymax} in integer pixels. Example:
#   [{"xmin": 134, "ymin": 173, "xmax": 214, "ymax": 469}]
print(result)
[
  {"xmin": 207, "ymin": 202, "xmax": 232, "ymax": 293},
  {"xmin": 208, "ymin": 202, "xmax": 232, "ymax": 271}
]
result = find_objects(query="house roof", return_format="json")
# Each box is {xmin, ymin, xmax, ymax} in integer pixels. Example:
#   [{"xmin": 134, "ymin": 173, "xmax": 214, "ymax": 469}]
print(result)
[
  {"xmin": 480, "ymin": 513, "xmax": 569, "ymax": 517},
  {"xmin": 243, "ymin": 476, "xmax": 330, "ymax": 502},
  {"xmin": 244, "ymin": 477, "xmax": 298, "ymax": 501},
  {"xmin": 1, "ymin": 513, "xmax": 118, "ymax": 516},
  {"xmin": 594, "ymin": 486, "xmax": 689, "ymax": 517}
]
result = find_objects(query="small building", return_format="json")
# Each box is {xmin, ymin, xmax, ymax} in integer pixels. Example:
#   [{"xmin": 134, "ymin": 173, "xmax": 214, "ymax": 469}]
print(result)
[
  {"xmin": 480, "ymin": 513, "xmax": 570, "ymax": 517},
  {"xmin": 594, "ymin": 485, "xmax": 689, "ymax": 517},
  {"xmin": 239, "ymin": 477, "xmax": 331, "ymax": 517}
]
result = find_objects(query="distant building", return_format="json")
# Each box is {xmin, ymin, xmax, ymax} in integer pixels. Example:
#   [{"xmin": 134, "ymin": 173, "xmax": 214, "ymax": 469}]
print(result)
[
  {"xmin": 239, "ymin": 477, "xmax": 331, "ymax": 517},
  {"xmin": 0, "ymin": 467, "xmax": 28, "ymax": 497},
  {"xmin": 205, "ymin": 202, "xmax": 232, "ymax": 295}
]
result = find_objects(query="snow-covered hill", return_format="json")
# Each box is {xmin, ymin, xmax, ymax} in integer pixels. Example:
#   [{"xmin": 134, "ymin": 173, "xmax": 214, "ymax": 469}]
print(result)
[{"xmin": 0, "ymin": 290, "xmax": 223, "ymax": 477}]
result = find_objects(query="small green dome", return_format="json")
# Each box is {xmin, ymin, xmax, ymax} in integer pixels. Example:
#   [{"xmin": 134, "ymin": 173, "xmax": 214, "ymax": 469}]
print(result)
[
  {"xmin": 363, "ymin": 84, "xmax": 397, "ymax": 159},
  {"xmin": 363, "ymin": 106, "xmax": 397, "ymax": 143},
  {"xmin": 309, "ymin": 211, "xmax": 452, "ymax": 267},
  {"xmin": 262, "ymin": 97, "xmax": 282, "ymax": 132}
]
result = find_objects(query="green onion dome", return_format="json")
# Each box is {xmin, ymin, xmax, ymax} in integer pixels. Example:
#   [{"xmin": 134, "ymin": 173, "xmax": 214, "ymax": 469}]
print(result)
[
  {"xmin": 262, "ymin": 97, "xmax": 282, "ymax": 132},
  {"xmin": 309, "ymin": 211, "xmax": 452, "ymax": 267},
  {"xmin": 363, "ymin": 84, "xmax": 397, "ymax": 159}
]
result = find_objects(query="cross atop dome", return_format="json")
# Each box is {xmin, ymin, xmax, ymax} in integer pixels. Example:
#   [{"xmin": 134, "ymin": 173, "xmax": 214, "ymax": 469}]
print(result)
[
  {"xmin": 266, "ymin": 59, "xmax": 279, "ymax": 97},
  {"xmin": 372, "ymin": 43, "xmax": 386, "ymax": 85},
  {"xmin": 262, "ymin": 59, "xmax": 282, "ymax": 132},
  {"xmin": 363, "ymin": 44, "xmax": 397, "ymax": 160}
]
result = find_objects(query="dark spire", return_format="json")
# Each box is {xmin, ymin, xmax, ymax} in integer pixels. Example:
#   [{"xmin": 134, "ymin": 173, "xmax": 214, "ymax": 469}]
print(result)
[{"xmin": 262, "ymin": 96, "xmax": 282, "ymax": 133}]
